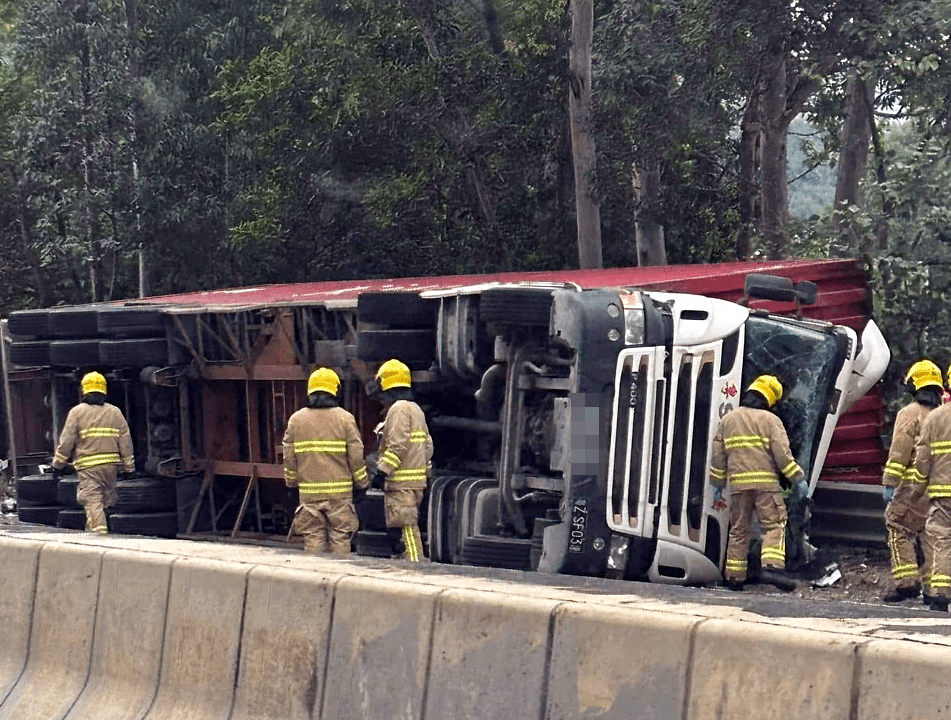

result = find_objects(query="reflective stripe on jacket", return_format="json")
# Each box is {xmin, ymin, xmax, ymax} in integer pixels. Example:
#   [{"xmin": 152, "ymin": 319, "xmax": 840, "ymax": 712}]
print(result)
[
  {"xmin": 52, "ymin": 403, "xmax": 134, "ymax": 473},
  {"xmin": 282, "ymin": 406, "xmax": 368, "ymax": 502},
  {"xmin": 378, "ymin": 400, "xmax": 433, "ymax": 491},
  {"xmin": 882, "ymin": 401, "xmax": 932, "ymax": 487},
  {"xmin": 709, "ymin": 406, "xmax": 803, "ymax": 492},
  {"xmin": 913, "ymin": 403, "xmax": 951, "ymax": 499}
]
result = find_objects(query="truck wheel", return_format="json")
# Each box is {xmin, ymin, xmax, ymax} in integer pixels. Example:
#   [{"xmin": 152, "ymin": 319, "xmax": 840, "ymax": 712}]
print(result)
[
  {"xmin": 99, "ymin": 338, "xmax": 170, "ymax": 367},
  {"xmin": 358, "ymin": 292, "xmax": 437, "ymax": 328},
  {"xmin": 8, "ymin": 309, "xmax": 51, "ymax": 338},
  {"xmin": 17, "ymin": 505, "xmax": 61, "ymax": 525},
  {"xmin": 97, "ymin": 308, "xmax": 167, "ymax": 337},
  {"xmin": 479, "ymin": 288, "xmax": 553, "ymax": 327},
  {"xmin": 56, "ymin": 475, "xmax": 81, "ymax": 508},
  {"xmin": 109, "ymin": 511, "xmax": 178, "ymax": 538},
  {"xmin": 356, "ymin": 329, "xmax": 435, "ymax": 366},
  {"xmin": 57, "ymin": 509, "xmax": 86, "ymax": 530},
  {"xmin": 50, "ymin": 340, "xmax": 100, "ymax": 367},
  {"xmin": 49, "ymin": 307, "xmax": 101, "ymax": 338},
  {"xmin": 354, "ymin": 530, "xmax": 396, "ymax": 557},
  {"xmin": 114, "ymin": 478, "xmax": 176, "ymax": 513},
  {"xmin": 17, "ymin": 474, "xmax": 59, "ymax": 505},
  {"xmin": 10, "ymin": 341, "xmax": 50, "ymax": 367}
]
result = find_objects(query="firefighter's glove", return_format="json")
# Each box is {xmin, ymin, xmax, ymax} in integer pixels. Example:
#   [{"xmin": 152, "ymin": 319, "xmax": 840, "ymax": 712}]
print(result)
[
  {"xmin": 51, "ymin": 467, "xmax": 64, "ymax": 482},
  {"xmin": 793, "ymin": 480, "xmax": 809, "ymax": 500},
  {"xmin": 712, "ymin": 486, "xmax": 723, "ymax": 502},
  {"xmin": 883, "ymin": 485, "xmax": 895, "ymax": 503},
  {"xmin": 371, "ymin": 471, "xmax": 387, "ymax": 490}
]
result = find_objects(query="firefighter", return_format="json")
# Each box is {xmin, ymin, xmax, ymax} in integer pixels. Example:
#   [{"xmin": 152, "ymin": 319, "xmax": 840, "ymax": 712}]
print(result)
[
  {"xmin": 51, "ymin": 371, "xmax": 134, "ymax": 533},
  {"xmin": 709, "ymin": 374, "xmax": 804, "ymax": 590},
  {"xmin": 913, "ymin": 360, "xmax": 951, "ymax": 611},
  {"xmin": 881, "ymin": 360, "xmax": 942, "ymax": 603},
  {"xmin": 370, "ymin": 358, "xmax": 433, "ymax": 562},
  {"xmin": 283, "ymin": 367, "xmax": 368, "ymax": 555}
]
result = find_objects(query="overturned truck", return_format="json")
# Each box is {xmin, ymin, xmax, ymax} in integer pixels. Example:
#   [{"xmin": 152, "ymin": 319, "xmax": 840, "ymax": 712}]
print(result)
[{"xmin": 2, "ymin": 259, "xmax": 890, "ymax": 584}]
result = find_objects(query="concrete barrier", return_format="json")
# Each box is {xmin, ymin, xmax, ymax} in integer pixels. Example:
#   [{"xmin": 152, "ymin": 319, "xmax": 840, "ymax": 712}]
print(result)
[
  {"xmin": 2, "ymin": 530, "xmax": 951, "ymax": 720},
  {"xmin": 230, "ymin": 566, "xmax": 340, "ymax": 720},
  {"xmin": 0, "ymin": 539, "xmax": 40, "ymax": 706},
  {"xmin": 0, "ymin": 543, "xmax": 103, "ymax": 720},
  {"xmin": 425, "ymin": 589, "xmax": 558, "ymax": 720},
  {"xmin": 547, "ymin": 603, "xmax": 698, "ymax": 720},
  {"xmin": 63, "ymin": 550, "xmax": 173, "ymax": 720},
  {"xmin": 321, "ymin": 575, "xmax": 441, "ymax": 720},
  {"xmin": 143, "ymin": 557, "xmax": 249, "ymax": 720}
]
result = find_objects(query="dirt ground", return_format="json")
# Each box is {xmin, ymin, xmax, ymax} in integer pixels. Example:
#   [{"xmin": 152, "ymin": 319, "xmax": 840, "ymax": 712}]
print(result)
[{"xmin": 744, "ymin": 542, "xmax": 905, "ymax": 605}]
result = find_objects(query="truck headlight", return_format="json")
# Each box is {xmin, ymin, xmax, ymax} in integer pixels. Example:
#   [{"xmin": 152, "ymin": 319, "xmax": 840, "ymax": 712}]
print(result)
[{"xmin": 621, "ymin": 292, "xmax": 645, "ymax": 345}]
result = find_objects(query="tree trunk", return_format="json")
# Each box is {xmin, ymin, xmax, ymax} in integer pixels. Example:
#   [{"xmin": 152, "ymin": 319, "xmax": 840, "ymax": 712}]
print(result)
[
  {"xmin": 568, "ymin": 0, "xmax": 602, "ymax": 269},
  {"xmin": 833, "ymin": 71, "xmax": 874, "ymax": 256},
  {"xmin": 123, "ymin": 0, "xmax": 149, "ymax": 297},
  {"xmin": 7, "ymin": 165, "xmax": 47, "ymax": 306},
  {"xmin": 736, "ymin": 87, "xmax": 761, "ymax": 260},
  {"xmin": 77, "ymin": 0, "xmax": 103, "ymax": 301},
  {"xmin": 632, "ymin": 162, "xmax": 666, "ymax": 266},
  {"xmin": 760, "ymin": 43, "xmax": 790, "ymax": 260}
]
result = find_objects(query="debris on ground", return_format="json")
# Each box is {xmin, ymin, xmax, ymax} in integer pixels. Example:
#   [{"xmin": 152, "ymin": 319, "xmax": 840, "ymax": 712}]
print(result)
[{"xmin": 812, "ymin": 563, "xmax": 841, "ymax": 588}]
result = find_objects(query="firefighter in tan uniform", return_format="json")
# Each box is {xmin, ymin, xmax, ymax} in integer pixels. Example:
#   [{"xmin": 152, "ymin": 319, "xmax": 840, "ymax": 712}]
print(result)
[
  {"xmin": 283, "ymin": 368, "xmax": 368, "ymax": 555},
  {"xmin": 709, "ymin": 375, "xmax": 804, "ymax": 590},
  {"xmin": 881, "ymin": 360, "xmax": 942, "ymax": 603},
  {"xmin": 370, "ymin": 359, "xmax": 433, "ymax": 562},
  {"xmin": 52, "ymin": 372, "xmax": 134, "ymax": 533},
  {"xmin": 913, "ymin": 361, "xmax": 951, "ymax": 612}
]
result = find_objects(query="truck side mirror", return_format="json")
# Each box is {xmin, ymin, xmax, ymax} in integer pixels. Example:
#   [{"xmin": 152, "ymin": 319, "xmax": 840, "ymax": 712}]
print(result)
[{"xmin": 743, "ymin": 273, "xmax": 818, "ymax": 306}]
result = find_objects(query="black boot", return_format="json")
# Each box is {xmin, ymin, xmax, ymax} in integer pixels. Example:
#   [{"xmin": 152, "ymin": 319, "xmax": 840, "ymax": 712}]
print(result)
[
  {"xmin": 724, "ymin": 579, "xmax": 745, "ymax": 592},
  {"xmin": 760, "ymin": 568, "xmax": 797, "ymax": 592},
  {"xmin": 926, "ymin": 595, "xmax": 949, "ymax": 612},
  {"xmin": 883, "ymin": 584, "xmax": 920, "ymax": 603},
  {"xmin": 385, "ymin": 527, "xmax": 405, "ymax": 557}
]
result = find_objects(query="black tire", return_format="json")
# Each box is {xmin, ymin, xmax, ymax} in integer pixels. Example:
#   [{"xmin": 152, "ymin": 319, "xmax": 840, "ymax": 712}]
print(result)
[
  {"xmin": 354, "ymin": 530, "xmax": 396, "ymax": 558},
  {"xmin": 17, "ymin": 505, "xmax": 62, "ymax": 525},
  {"xmin": 57, "ymin": 508, "xmax": 87, "ymax": 530},
  {"xmin": 8, "ymin": 309, "xmax": 51, "ymax": 338},
  {"xmin": 109, "ymin": 511, "xmax": 178, "ymax": 538},
  {"xmin": 56, "ymin": 475, "xmax": 81, "ymax": 508},
  {"xmin": 10, "ymin": 341, "xmax": 50, "ymax": 367},
  {"xmin": 49, "ymin": 307, "xmax": 102, "ymax": 338},
  {"xmin": 460, "ymin": 535, "xmax": 532, "ymax": 570},
  {"xmin": 356, "ymin": 329, "xmax": 435, "ymax": 367},
  {"xmin": 358, "ymin": 292, "xmax": 437, "ymax": 328},
  {"xmin": 99, "ymin": 338, "xmax": 169, "ymax": 367},
  {"xmin": 17, "ymin": 474, "xmax": 59, "ymax": 504},
  {"xmin": 479, "ymin": 288, "xmax": 553, "ymax": 327},
  {"xmin": 354, "ymin": 490, "xmax": 386, "ymax": 531},
  {"xmin": 114, "ymin": 478, "xmax": 176, "ymax": 513},
  {"xmin": 50, "ymin": 340, "xmax": 100, "ymax": 367},
  {"xmin": 97, "ymin": 307, "xmax": 167, "ymax": 337}
]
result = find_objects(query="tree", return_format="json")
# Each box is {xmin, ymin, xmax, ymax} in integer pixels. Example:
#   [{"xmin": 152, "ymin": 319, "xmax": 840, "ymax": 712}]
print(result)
[{"xmin": 567, "ymin": 0, "xmax": 602, "ymax": 269}]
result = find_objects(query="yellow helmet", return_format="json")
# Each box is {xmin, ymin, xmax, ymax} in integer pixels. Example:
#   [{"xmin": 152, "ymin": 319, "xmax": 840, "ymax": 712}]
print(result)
[
  {"xmin": 904, "ymin": 360, "xmax": 943, "ymax": 392},
  {"xmin": 80, "ymin": 371, "xmax": 107, "ymax": 396},
  {"xmin": 307, "ymin": 367, "xmax": 340, "ymax": 396},
  {"xmin": 747, "ymin": 375, "xmax": 783, "ymax": 408},
  {"xmin": 376, "ymin": 359, "xmax": 411, "ymax": 391}
]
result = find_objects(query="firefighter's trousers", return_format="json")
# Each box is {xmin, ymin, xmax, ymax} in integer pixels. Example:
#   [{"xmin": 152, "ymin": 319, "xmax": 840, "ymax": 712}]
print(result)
[
  {"xmin": 926, "ymin": 499, "xmax": 951, "ymax": 598},
  {"xmin": 885, "ymin": 482, "xmax": 934, "ymax": 591},
  {"xmin": 384, "ymin": 487, "xmax": 427, "ymax": 562},
  {"xmin": 725, "ymin": 489, "xmax": 787, "ymax": 583},
  {"xmin": 295, "ymin": 498, "xmax": 359, "ymax": 555},
  {"xmin": 77, "ymin": 465, "xmax": 119, "ymax": 534}
]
